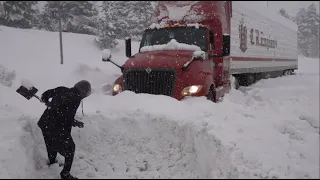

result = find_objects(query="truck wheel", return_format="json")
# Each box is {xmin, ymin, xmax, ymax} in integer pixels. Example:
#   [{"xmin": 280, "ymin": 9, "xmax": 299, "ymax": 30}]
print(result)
[
  {"xmin": 283, "ymin": 70, "xmax": 291, "ymax": 76},
  {"xmin": 233, "ymin": 77, "xmax": 240, "ymax": 90},
  {"xmin": 243, "ymin": 74, "xmax": 254, "ymax": 86},
  {"xmin": 207, "ymin": 86, "xmax": 217, "ymax": 102}
]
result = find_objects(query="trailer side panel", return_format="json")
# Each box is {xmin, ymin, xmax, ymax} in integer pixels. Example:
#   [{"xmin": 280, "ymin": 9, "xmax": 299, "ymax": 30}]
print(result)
[{"xmin": 230, "ymin": 2, "xmax": 298, "ymax": 74}]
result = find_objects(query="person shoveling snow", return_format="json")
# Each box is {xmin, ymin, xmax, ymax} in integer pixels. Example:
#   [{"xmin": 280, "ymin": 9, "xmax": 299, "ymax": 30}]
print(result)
[{"xmin": 37, "ymin": 80, "xmax": 92, "ymax": 179}]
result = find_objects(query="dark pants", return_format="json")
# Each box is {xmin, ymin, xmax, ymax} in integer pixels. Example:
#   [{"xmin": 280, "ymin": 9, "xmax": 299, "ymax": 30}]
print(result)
[{"xmin": 41, "ymin": 130, "xmax": 75, "ymax": 174}]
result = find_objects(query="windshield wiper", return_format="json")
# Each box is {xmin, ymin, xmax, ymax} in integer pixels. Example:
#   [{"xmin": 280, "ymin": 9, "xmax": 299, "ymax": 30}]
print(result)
[{"xmin": 182, "ymin": 51, "xmax": 205, "ymax": 71}]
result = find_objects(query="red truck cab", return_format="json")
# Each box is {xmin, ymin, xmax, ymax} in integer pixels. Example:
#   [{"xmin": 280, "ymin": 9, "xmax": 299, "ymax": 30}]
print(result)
[{"xmin": 103, "ymin": 1, "xmax": 232, "ymax": 102}]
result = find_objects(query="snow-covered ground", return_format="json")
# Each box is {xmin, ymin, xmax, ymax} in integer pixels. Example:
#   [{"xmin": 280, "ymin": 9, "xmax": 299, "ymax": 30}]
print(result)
[{"xmin": 0, "ymin": 26, "xmax": 319, "ymax": 179}]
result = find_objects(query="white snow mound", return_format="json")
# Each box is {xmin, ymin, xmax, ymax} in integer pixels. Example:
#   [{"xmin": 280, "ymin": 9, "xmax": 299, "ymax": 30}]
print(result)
[
  {"xmin": 0, "ymin": 64, "xmax": 16, "ymax": 87},
  {"xmin": 21, "ymin": 79, "xmax": 34, "ymax": 90},
  {"xmin": 102, "ymin": 49, "xmax": 111, "ymax": 61},
  {"xmin": 140, "ymin": 39, "xmax": 201, "ymax": 52}
]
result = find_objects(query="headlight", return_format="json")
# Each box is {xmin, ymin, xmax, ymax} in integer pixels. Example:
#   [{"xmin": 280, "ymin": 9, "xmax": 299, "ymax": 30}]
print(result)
[
  {"xmin": 113, "ymin": 84, "xmax": 122, "ymax": 93},
  {"xmin": 181, "ymin": 85, "xmax": 203, "ymax": 96}
]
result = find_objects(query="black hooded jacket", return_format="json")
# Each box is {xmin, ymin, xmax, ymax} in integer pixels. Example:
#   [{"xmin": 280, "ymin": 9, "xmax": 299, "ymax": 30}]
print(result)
[{"xmin": 37, "ymin": 86, "xmax": 83, "ymax": 136}]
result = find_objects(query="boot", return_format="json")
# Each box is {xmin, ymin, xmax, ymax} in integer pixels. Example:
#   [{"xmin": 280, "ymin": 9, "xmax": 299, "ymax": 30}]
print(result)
[
  {"xmin": 47, "ymin": 159, "xmax": 58, "ymax": 166},
  {"xmin": 60, "ymin": 172, "xmax": 78, "ymax": 179}
]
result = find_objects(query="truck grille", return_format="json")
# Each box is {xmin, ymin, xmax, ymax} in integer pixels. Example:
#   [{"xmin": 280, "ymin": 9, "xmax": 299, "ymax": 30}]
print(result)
[{"xmin": 124, "ymin": 68, "xmax": 176, "ymax": 96}]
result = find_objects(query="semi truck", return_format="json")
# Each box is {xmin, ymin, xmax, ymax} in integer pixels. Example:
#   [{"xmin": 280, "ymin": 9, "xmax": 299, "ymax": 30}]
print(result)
[{"xmin": 102, "ymin": 1, "xmax": 298, "ymax": 102}]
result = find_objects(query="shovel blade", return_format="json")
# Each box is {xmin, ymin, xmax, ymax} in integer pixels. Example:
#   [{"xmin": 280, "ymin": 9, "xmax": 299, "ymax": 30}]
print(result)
[{"xmin": 16, "ymin": 85, "xmax": 38, "ymax": 100}]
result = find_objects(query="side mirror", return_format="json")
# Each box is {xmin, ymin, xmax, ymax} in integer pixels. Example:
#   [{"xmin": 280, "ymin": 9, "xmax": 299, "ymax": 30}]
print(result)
[
  {"xmin": 102, "ymin": 49, "xmax": 112, "ymax": 62},
  {"xmin": 222, "ymin": 34, "xmax": 230, "ymax": 56},
  {"xmin": 125, "ymin": 37, "xmax": 132, "ymax": 58}
]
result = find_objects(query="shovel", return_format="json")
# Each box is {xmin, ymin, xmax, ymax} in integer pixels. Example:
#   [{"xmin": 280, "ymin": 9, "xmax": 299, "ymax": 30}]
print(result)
[{"xmin": 16, "ymin": 85, "xmax": 42, "ymax": 102}]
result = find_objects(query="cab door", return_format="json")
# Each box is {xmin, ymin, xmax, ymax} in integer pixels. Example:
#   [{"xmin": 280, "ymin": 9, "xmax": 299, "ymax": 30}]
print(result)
[{"xmin": 208, "ymin": 30, "xmax": 218, "ymax": 84}]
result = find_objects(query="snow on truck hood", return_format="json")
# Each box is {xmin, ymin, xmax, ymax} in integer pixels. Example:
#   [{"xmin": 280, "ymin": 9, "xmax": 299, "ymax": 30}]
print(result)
[
  {"xmin": 123, "ymin": 39, "xmax": 205, "ymax": 69},
  {"xmin": 124, "ymin": 49, "xmax": 204, "ymax": 70}
]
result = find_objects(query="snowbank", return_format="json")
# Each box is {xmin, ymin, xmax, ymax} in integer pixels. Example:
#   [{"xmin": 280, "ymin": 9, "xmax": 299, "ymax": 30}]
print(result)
[
  {"xmin": 0, "ymin": 26, "xmax": 319, "ymax": 179},
  {"xmin": 0, "ymin": 64, "xmax": 16, "ymax": 87},
  {"xmin": 140, "ymin": 39, "xmax": 201, "ymax": 52},
  {"xmin": 0, "ymin": 25, "xmax": 139, "ymax": 98}
]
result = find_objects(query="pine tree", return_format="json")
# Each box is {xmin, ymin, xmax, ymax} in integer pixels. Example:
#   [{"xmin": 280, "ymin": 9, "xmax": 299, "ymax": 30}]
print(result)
[
  {"xmin": 101, "ymin": 1, "xmax": 154, "ymax": 41},
  {"xmin": 1, "ymin": 1, "xmax": 38, "ymax": 28},
  {"xmin": 95, "ymin": 1, "xmax": 121, "ymax": 49},
  {"xmin": 40, "ymin": 1, "xmax": 99, "ymax": 35},
  {"xmin": 101, "ymin": 1, "xmax": 129, "ymax": 39},
  {"xmin": 306, "ymin": 3, "xmax": 319, "ymax": 57},
  {"xmin": 0, "ymin": 1, "xmax": 4, "ymax": 17},
  {"xmin": 296, "ymin": 8, "xmax": 310, "ymax": 56},
  {"xmin": 127, "ymin": 1, "xmax": 154, "ymax": 40},
  {"xmin": 0, "ymin": 2, "xmax": 4, "ymax": 25},
  {"xmin": 95, "ymin": 16, "xmax": 118, "ymax": 49},
  {"xmin": 279, "ymin": 8, "xmax": 290, "ymax": 19}
]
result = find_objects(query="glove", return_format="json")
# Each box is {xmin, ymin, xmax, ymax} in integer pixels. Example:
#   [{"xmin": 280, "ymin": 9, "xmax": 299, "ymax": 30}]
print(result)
[{"xmin": 73, "ymin": 119, "xmax": 84, "ymax": 128}]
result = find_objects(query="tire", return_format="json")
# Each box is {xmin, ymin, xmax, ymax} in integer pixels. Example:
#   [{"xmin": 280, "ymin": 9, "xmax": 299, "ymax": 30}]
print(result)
[
  {"xmin": 283, "ymin": 70, "xmax": 291, "ymax": 76},
  {"xmin": 234, "ymin": 77, "xmax": 240, "ymax": 90},
  {"xmin": 240, "ymin": 74, "xmax": 255, "ymax": 86},
  {"xmin": 207, "ymin": 86, "xmax": 217, "ymax": 102}
]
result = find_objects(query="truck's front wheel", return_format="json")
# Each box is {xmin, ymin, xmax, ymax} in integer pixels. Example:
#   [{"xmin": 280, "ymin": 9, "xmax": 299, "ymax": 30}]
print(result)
[{"xmin": 207, "ymin": 86, "xmax": 217, "ymax": 102}]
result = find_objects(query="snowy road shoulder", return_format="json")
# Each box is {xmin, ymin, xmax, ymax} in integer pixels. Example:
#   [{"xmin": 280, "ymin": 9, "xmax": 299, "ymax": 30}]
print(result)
[{"xmin": 1, "ymin": 59, "xmax": 319, "ymax": 179}]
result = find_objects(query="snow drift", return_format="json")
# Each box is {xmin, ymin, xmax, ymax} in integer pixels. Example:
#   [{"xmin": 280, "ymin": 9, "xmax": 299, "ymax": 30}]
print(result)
[
  {"xmin": 0, "ymin": 64, "xmax": 16, "ymax": 87},
  {"xmin": 0, "ymin": 25, "xmax": 319, "ymax": 179}
]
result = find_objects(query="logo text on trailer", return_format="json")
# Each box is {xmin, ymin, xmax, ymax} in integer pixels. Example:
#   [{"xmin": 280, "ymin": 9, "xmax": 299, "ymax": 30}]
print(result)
[
  {"xmin": 238, "ymin": 18, "xmax": 248, "ymax": 53},
  {"xmin": 239, "ymin": 18, "xmax": 278, "ymax": 52}
]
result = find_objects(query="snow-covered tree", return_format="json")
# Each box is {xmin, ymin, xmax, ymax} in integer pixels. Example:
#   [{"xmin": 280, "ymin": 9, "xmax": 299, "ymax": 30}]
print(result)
[
  {"xmin": 1, "ymin": 1, "xmax": 38, "ymax": 28},
  {"xmin": 40, "ymin": 1, "xmax": 99, "ymax": 35},
  {"xmin": 306, "ymin": 3, "xmax": 319, "ymax": 57},
  {"xmin": 296, "ymin": 7, "xmax": 310, "ymax": 56},
  {"xmin": 101, "ymin": 1, "xmax": 154, "ymax": 41},
  {"xmin": 0, "ymin": 1, "xmax": 4, "ymax": 18},
  {"xmin": 296, "ymin": 4, "xmax": 320, "ymax": 57},
  {"xmin": 279, "ymin": 8, "xmax": 290, "ymax": 19},
  {"xmin": 95, "ymin": 16, "xmax": 118, "ymax": 50},
  {"xmin": 127, "ymin": 1, "xmax": 154, "ymax": 40}
]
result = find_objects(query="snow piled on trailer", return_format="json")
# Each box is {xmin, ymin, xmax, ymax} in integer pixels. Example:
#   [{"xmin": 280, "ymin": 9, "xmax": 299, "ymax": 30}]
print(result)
[{"xmin": 0, "ymin": 26, "xmax": 319, "ymax": 179}]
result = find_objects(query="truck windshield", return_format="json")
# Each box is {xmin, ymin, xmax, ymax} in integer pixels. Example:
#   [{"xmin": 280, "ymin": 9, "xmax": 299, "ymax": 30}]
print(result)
[{"xmin": 140, "ymin": 27, "xmax": 207, "ymax": 51}]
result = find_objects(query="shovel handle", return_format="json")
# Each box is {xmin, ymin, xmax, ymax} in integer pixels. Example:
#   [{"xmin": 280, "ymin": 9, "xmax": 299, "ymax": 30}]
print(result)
[
  {"xmin": 34, "ymin": 95, "xmax": 50, "ymax": 109},
  {"xmin": 33, "ymin": 95, "xmax": 43, "ymax": 103}
]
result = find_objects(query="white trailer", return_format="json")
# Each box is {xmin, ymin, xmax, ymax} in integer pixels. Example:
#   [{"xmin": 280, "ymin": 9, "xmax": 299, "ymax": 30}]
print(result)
[{"xmin": 230, "ymin": 1, "xmax": 298, "ymax": 75}]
